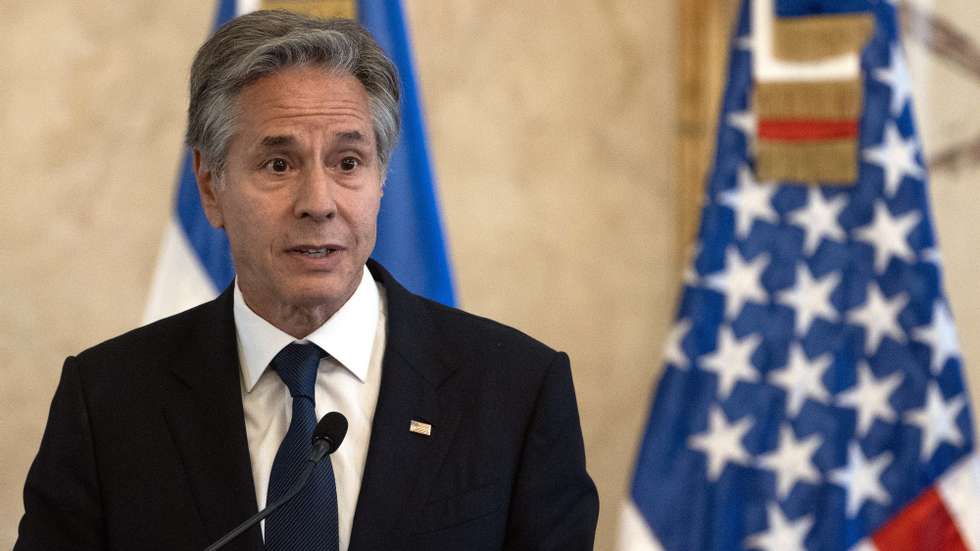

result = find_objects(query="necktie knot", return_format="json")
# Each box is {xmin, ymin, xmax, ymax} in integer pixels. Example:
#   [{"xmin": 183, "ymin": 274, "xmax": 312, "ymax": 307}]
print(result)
[{"xmin": 272, "ymin": 342, "xmax": 324, "ymax": 399}]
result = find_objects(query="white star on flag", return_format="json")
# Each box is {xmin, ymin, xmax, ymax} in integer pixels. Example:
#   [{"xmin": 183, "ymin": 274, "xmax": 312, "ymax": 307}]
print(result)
[
  {"xmin": 705, "ymin": 246, "xmax": 770, "ymax": 320},
  {"xmin": 663, "ymin": 319, "xmax": 693, "ymax": 369},
  {"xmin": 854, "ymin": 201, "xmax": 921, "ymax": 273},
  {"xmin": 836, "ymin": 362, "xmax": 903, "ymax": 438},
  {"xmin": 683, "ymin": 267, "xmax": 699, "ymax": 287},
  {"xmin": 757, "ymin": 424, "xmax": 823, "ymax": 500},
  {"xmin": 682, "ymin": 243, "xmax": 703, "ymax": 286},
  {"xmin": 769, "ymin": 343, "xmax": 833, "ymax": 417},
  {"xmin": 873, "ymin": 43, "xmax": 914, "ymax": 116},
  {"xmin": 728, "ymin": 110, "xmax": 757, "ymax": 153},
  {"xmin": 906, "ymin": 383, "xmax": 966, "ymax": 462},
  {"xmin": 776, "ymin": 264, "xmax": 839, "ymax": 337},
  {"xmin": 688, "ymin": 406, "xmax": 754, "ymax": 481},
  {"xmin": 700, "ymin": 327, "xmax": 761, "ymax": 399},
  {"xmin": 743, "ymin": 503, "xmax": 813, "ymax": 551},
  {"xmin": 828, "ymin": 443, "xmax": 893, "ymax": 518},
  {"xmin": 719, "ymin": 165, "xmax": 778, "ymax": 239},
  {"xmin": 736, "ymin": 32, "xmax": 753, "ymax": 52},
  {"xmin": 921, "ymin": 246, "xmax": 943, "ymax": 266},
  {"xmin": 912, "ymin": 301, "xmax": 960, "ymax": 375},
  {"xmin": 862, "ymin": 122, "xmax": 923, "ymax": 197},
  {"xmin": 787, "ymin": 188, "xmax": 847, "ymax": 255},
  {"xmin": 846, "ymin": 283, "xmax": 909, "ymax": 355}
]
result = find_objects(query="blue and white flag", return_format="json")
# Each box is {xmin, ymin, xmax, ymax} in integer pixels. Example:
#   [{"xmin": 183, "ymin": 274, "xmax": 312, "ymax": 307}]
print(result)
[
  {"xmin": 143, "ymin": 0, "xmax": 454, "ymax": 322},
  {"xmin": 619, "ymin": 1, "xmax": 980, "ymax": 550}
]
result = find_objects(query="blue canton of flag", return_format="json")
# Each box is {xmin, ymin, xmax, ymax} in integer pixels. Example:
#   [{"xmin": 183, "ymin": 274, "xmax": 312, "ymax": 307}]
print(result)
[
  {"xmin": 143, "ymin": 0, "xmax": 454, "ymax": 322},
  {"xmin": 620, "ymin": 1, "xmax": 980, "ymax": 550}
]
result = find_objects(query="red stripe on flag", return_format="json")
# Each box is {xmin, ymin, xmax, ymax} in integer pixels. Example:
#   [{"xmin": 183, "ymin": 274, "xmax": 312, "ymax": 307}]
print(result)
[
  {"xmin": 757, "ymin": 119, "xmax": 859, "ymax": 141},
  {"xmin": 871, "ymin": 486, "xmax": 968, "ymax": 551}
]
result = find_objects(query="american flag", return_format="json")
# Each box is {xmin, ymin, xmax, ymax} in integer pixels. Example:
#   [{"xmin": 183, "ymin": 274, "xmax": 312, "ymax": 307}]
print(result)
[{"xmin": 619, "ymin": 1, "xmax": 980, "ymax": 549}]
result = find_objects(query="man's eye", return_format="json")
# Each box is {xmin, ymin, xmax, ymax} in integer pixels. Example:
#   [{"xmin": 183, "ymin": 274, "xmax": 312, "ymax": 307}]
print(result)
[
  {"xmin": 339, "ymin": 157, "xmax": 360, "ymax": 172},
  {"xmin": 265, "ymin": 158, "xmax": 289, "ymax": 173}
]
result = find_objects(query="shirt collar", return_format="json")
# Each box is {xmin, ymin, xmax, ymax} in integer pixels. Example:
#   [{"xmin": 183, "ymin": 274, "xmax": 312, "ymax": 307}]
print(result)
[{"xmin": 234, "ymin": 266, "xmax": 381, "ymax": 392}]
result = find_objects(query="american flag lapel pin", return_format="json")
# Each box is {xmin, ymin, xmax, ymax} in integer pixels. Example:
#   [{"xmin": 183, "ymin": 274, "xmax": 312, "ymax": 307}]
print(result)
[{"xmin": 409, "ymin": 419, "xmax": 432, "ymax": 437}]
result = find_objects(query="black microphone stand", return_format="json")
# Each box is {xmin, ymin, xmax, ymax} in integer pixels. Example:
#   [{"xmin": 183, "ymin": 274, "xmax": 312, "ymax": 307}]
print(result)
[
  {"xmin": 204, "ymin": 411, "xmax": 345, "ymax": 551},
  {"xmin": 203, "ymin": 453, "xmax": 321, "ymax": 551}
]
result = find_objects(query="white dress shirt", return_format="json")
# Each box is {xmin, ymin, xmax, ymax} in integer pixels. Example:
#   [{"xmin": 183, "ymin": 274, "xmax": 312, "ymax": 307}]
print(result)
[{"xmin": 233, "ymin": 267, "xmax": 386, "ymax": 551}]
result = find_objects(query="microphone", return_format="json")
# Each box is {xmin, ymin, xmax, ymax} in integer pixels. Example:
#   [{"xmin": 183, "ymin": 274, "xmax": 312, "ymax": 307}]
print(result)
[{"xmin": 204, "ymin": 412, "xmax": 348, "ymax": 551}]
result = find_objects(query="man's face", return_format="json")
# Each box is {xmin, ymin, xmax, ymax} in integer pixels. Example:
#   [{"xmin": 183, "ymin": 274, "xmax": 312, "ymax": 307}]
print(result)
[{"xmin": 196, "ymin": 66, "xmax": 382, "ymax": 324}]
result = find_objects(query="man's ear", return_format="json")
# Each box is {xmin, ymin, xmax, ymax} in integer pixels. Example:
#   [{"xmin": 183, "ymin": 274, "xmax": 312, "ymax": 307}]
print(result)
[{"xmin": 193, "ymin": 149, "xmax": 224, "ymax": 229}]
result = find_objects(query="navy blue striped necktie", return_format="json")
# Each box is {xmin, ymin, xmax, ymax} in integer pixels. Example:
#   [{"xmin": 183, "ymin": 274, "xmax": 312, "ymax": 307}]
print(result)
[{"xmin": 266, "ymin": 342, "xmax": 338, "ymax": 551}]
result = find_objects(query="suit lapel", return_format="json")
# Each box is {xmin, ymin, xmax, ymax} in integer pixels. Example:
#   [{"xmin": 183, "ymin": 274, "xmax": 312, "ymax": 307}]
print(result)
[
  {"xmin": 349, "ymin": 262, "xmax": 463, "ymax": 547},
  {"xmin": 162, "ymin": 287, "xmax": 263, "ymax": 551}
]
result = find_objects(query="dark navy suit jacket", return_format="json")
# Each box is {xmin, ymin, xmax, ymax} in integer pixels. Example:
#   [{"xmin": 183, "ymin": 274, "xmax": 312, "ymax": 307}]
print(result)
[{"xmin": 16, "ymin": 261, "xmax": 599, "ymax": 550}]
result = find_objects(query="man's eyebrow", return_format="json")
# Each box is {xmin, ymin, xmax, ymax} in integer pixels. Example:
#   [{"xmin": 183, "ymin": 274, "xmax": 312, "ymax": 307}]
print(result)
[
  {"xmin": 259, "ymin": 133, "xmax": 367, "ymax": 146},
  {"xmin": 336, "ymin": 130, "xmax": 367, "ymax": 143},
  {"xmin": 259, "ymin": 135, "xmax": 295, "ymax": 148}
]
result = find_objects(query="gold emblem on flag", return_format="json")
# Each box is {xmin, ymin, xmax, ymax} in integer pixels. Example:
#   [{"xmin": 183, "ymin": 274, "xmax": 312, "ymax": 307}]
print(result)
[
  {"xmin": 409, "ymin": 419, "xmax": 432, "ymax": 437},
  {"xmin": 773, "ymin": 14, "xmax": 874, "ymax": 62},
  {"xmin": 261, "ymin": 0, "xmax": 356, "ymax": 19},
  {"xmin": 755, "ymin": 11, "xmax": 874, "ymax": 184},
  {"xmin": 755, "ymin": 79, "xmax": 864, "ymax": 184}
]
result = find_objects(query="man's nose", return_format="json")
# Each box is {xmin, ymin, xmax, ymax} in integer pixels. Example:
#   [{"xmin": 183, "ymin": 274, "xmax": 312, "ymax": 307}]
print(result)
[{"xmin": 294, "ymin": 164, "xmax": 337, "ymax": 221}]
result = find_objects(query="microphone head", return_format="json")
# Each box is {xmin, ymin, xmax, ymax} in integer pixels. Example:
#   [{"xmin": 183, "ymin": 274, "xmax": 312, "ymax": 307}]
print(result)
[{"xmin": 312, "ymin": 411, "xmax": 348, "ymax": 454}]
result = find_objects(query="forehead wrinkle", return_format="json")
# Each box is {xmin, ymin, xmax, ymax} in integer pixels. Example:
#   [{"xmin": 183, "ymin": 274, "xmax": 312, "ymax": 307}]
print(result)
[
  {"xmin": 258, "ymin": 90, "xmax": 367, "ymax": 114},
  {"xmin": 248, "ymin": 104, "xmax": 371, "ymax": 139}
]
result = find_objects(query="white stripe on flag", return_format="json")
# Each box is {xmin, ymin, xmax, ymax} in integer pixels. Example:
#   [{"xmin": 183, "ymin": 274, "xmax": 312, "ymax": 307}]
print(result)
[
  {"xmin": 616, "ymin": 500, "xmax": 665, "ymax": 551},
  {"xmin": 938, "ymin": 453, "xmax": 980, "ymax": 548},
  {"xmin": 142, "ymin": 218, "xmax": 219, "ymax": 324}
]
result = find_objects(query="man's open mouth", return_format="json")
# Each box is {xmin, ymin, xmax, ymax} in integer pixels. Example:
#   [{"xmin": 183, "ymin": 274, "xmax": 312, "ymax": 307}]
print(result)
[{"xmin": 293, "ymin": 247, "xmax": 336, "ymax": 258}]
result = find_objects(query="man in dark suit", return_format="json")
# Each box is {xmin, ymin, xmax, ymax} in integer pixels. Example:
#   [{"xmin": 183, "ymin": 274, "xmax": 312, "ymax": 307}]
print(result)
[{"xmin": 15, "ymin": 9, "xmax": 597, "ymax": 551}]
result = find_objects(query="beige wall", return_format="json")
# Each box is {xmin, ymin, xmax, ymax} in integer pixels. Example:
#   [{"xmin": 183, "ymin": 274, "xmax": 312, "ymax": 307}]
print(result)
[
  {"xmin": 0, "ymin": 2, "xmax": 677, "ymax": 549},
  {"xmin": 1, "ymin": 0, "xmax": 214, "ymax": 546}
]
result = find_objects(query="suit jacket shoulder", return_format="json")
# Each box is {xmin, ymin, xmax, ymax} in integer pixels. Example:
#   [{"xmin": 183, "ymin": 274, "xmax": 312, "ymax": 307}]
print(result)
[
  {"xmin": 16, "ymin": 287, "xmax": 262, "ymax": 551},
  {"xmin": 74, "ymin": 285, "xmax": 233, "ymax": 369}
]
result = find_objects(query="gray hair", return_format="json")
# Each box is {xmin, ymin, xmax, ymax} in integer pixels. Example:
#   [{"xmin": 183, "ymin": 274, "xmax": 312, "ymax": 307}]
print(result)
[{"xmin": 185, "ymin": 10, "xmax": 400, "ymax": 177}]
